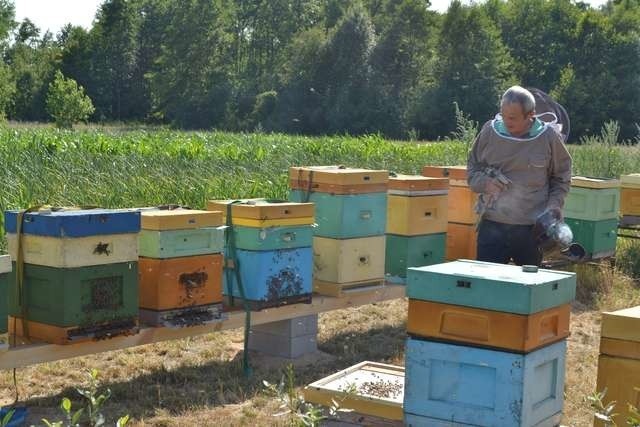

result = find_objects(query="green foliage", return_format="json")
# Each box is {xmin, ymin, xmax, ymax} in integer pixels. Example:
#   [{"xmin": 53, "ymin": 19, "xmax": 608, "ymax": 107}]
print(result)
[
  {"xmin": 588, "ymin": 388, "xmax": 640, "ymax": 426},
  {"xmin": 263, "ymin": 364, "xmax": 353, "ymax": 427},
  {"xmin": 1, "ymin": 409, "xmax": 14, "ymax": 427},
  {"xmin": 40, "ymin": 368, "xmax": 129, "ymax": 427},
  {"xmin": 45, "ymin": 71, "xmax": 95, "ymax": 129}
]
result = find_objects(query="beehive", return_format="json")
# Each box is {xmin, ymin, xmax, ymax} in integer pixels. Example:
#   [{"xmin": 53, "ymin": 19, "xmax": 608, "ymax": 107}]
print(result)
[
  {"xmin": 404, "ymin": 337, "xmax": 566, "ymax": 427},
  {"xmin": 407, "ymin": 260, "xmax": 576, "ymax": 315},
  {"xmin": 446, "ymin": 222, "xmax": 477, "ymax": 261},
  {"xmin": 223, "ymin": 247, "xmax": 313, "ymax": 309},
  {"xmin": 230, "ymin": 225, "xmax": 313, "ymax": 251},
  {"xmin": 207, "ymin": 198, "xmax": 314, "ymax": 223},
  {"xmin": 312, "ymin": 235, "xmax": 385, "ymax": 284},
  {"xmin": 289, "ymin": 190, "xmax": 386, "ymax": 238},
  {"xmin": 0, "ymin": 255, "xmax": 11, "ymax": 334},
  {"xmin": 140, "ymin": 209, "xmax": 223, "ymax": 230},
  {"xmin": 620, "ymin": 174, "xmax": 640, "ymax": 216},
  {"xmin": 563, "ymin": 177, "xmax": 620, "ymax": 221},
  {"xmin": 564, "ymin": 217, "xmax": 618, "ymax": 259},
  {"xmin": 8, "ymin": 316, "xmax": 138, "ymax": 345},
  {"xmin": 596, "ymin": 306, "xmax": 640, "ymax": 426},
  {"xmin": 386, "ymin": 194, "xmax": 448, "ymax": 236},
  {"xmin": 4, "ymin": 208, "xmax": 140, "ymax": 237},
  {"xmin": 385, "ymin": 233, "xmax": 446, "ymax": 282},
  {"xmin": 139, "ymin": 254, "xmax": 223, "ymax": 311},
  {"xmin": 289, "ymin": 166, "xmax": 388, "ymax": 188},
  {"xmin": 388, "ymin": 174, "xmax": 449, "ymax": 195},
  {"xmin": 6, "ymin": 233, "xmax": 138, "ymax": 268},
  {"xmin": 403, "ymin": 411, "xmax": 562, "ymax": 426},
  {"xmin": 407, "ymin": 299, "xmax": 570, "ymax": 353},
  {"xmin": 139, "ymin": 227, "xmax": 225, "ymax": 258},
  {"xmin": 8, "ymin": 261, "xmax": 138, "ymax": 328}
]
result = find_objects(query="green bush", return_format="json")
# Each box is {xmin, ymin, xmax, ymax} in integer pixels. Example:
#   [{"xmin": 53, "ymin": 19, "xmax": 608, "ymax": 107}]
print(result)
[{"xmin": 45, "ymin": 71, "xmax": 95, "ymax": 129}]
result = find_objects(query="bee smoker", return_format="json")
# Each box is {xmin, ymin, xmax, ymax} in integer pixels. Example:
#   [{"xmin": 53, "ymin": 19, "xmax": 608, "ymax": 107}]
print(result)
[{"xmin": 533, "ymin": 209, "xmax": 586, "ymax": 261}]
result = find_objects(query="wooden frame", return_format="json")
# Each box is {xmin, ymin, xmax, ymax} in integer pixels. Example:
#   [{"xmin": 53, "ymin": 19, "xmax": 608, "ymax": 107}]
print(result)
[{"xmin": 0, "ymin": 284, "xmax": 405, "ymax": 370}]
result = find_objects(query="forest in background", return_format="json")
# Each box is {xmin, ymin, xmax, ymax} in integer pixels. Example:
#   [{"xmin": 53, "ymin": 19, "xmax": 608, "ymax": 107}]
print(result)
[{"xmin": 0, "ymin": 0, "xmax": 639, "ymax": 141}]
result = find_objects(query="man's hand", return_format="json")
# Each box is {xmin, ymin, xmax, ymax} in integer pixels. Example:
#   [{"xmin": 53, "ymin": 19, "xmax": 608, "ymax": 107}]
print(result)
[
  {"xmin": 547, "ymin": 206, "xmax": 563, "ymax": 221},
  {"xmin": 484, "ymin": 178, "xmax": 507, "ymax": 196}
]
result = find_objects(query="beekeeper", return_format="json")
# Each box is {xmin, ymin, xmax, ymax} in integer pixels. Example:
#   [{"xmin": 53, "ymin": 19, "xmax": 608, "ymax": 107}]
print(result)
[{"xmin": 467, "ymin": 85, "xmax": 572, "ymax": 266}]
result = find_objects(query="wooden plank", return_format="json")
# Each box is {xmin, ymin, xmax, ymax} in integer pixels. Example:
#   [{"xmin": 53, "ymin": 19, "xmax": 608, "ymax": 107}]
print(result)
[{"xmin": 0, "ymin": 284, "xmax": 405, "ymax": 370}]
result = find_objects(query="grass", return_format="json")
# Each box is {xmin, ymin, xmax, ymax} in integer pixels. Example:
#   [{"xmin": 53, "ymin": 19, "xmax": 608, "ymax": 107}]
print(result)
[{"xmin": 1, "ymin": 124, "xmax": 640, "ymax": 425}]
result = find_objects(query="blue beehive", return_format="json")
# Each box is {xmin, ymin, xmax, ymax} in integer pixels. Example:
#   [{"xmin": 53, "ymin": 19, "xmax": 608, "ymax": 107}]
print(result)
[
  {"xmin": 4, "ymin": 208, "xmax": 141, "ymax": 237},
  {"xmin": 407, "ymin": 260, "xmax": 576, "ymax": 315},
  {"xmin": 223, "ymin": 247, "xmax": 313, "ymax": 309},
  {"xmin": 289, "ymin": 190, "xmax": 387, "ymax": 238},
  {"xmin": 403, "ymin": 338, "xmax": 566, "ymax": 427}
]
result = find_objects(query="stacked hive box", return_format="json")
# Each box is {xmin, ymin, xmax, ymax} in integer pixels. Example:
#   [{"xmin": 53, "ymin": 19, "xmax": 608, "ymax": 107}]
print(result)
[
  {"xmin": 4, "ymin": 208, "xmax": 140, "ymax": 344},
  {"xmin": 138, "ymin": 208, "xmax": 226, "ymax": 327},
  {"xmin": 563, "ymin": 176, "xmax": 620, "ymax": 260},
  {"xmin": 208, "ymin": 198, "xmax": 314, "ymax": 310},
  {"xmin": 422, "ymin": 166, "xmax": 478, "ymax": 261},
  {"xmin": 596, "ymin": 306, "xmax": 640, "ymax": 426},
  {"xmin": 0, "ymin": 255, "xmax": 10, "ymax": 336},
  {"xmin": 404, "ymin": 260, "xmax": 576, "ymax": 426},
  {"xmin": 385, "ymin": 174, "xmax": 449, "ymax": 284},
  {"xmin": 289, "ymin": 166, "xmax": 388, "ymax": 296},
  {"xmin": 620, "ymin": 174, "xmax": 640, "ymax": 224}
]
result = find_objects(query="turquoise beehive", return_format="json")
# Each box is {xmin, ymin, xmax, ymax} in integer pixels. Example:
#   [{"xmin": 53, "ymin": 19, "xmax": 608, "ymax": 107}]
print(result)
[
  {"xmin": 139, "ymin": 227, "xmax": 225, "ymax": 258},
  {"xmin": 407, "ymin": 260, "xmax": 576, "ymax": 315}
]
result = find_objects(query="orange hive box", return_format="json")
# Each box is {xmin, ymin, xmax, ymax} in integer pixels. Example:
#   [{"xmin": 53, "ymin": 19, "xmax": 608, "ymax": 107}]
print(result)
[
  {"xmin": 289, "ymin": 165, "xmax": 389, "ymax": 186},
  {"xmin": 422, "ymin": 165, "xmax": 468, "ymax": 186},
  {"xmin": 8, "ymin": 316, "xmax": 138, "ymax": 345},
  {"xmin": 388, "ymin": 174, "xmax": 449, "ymax": 192},
  {"xmin": 446, "ymin": 222, "xmax": 477, "ymax": 261},
  {"xmin": 207, "ymin": 198, "xmax": 314, "ymax": 220},
  {"xmin": 407, "ymin": 300, "xmax": 570, "ymax": 353},
  {"xmin": 139, "ymin": 254, "xmax": 223, "ymax": 311}
]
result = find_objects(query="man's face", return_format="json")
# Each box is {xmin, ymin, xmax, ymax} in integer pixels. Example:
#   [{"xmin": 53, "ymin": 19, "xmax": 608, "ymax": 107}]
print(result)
[{"xmin": 501, "ymin": 102, "xmax": 535, "ymax": 137}]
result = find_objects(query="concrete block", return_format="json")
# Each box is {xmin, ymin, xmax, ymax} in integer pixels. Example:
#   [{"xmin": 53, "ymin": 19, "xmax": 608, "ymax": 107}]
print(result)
[
  {"xmin": 248, "ymin": 331, "xmax": 317, "ymax": 359},
  {"xmin": 251, "ymin": 314, "xmax": 318, "ymax": 338}
]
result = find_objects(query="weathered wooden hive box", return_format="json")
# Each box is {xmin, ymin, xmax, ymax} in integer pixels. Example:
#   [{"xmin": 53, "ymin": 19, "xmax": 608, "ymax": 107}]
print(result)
[
  {"xmin": 445, "ymin": 222, "xmax": 477, "ymax": 261},
  {"xmin": 407, "ymin": 260, "xmax": 576, "ymax": 315},
  {"xmin": 386, "ymin": 175, "xmax": 449, "ymax": 236},
  {"xmin": 563, "ymin": 176, "xmax": 620, "ymax": 221},
  {"xmin": 4, "ymin": 208, "xmax": 141, "ymax": 344},
  {"xmin": 384, "ymin": 174, "xmax": 448, "ymax": 283},
  {"xmin": 403, "ymin": 338, "xmax": 566, "ymax": 427},
  {"xmin": 138, "ymin": 209, "xmax": 225, "ymax": 258},
  {"xmin": 138, "ymin": 208, "xmax": 226, "ymax": 326},
  {"xmin": 288, "ymin": 166, "xmax": 388, "ymax": 296},
  {"xmin": 422, "ymin": 166, "xmax": 478, "ymax": 261},
  {"xmin": 596, "ymin": 306, "xmax": 640, "ymax": 426},
  {"xmin": 620, "ymin": 173, "xmax": 640, "ymax": 216},
  {"xmin": 407, "ymin": 299, "xmax": 570, "ymax": 353},
  {"xmin": 563, "ymin": 177, "xmax": 619, "ymax": 259},
  {"xmin": 404, "ymin": 260, "xmax": 574, "ymax": 425},
  {"xmin": 385, "ymin": 234, "xmax": 446, "ymax": 283},
  {"xmin": 288, "ymin": 166, "xmax": 388, "ymax": 239},
  {"xmin": 209, "ymin": 199, "xmax": 314, "ymax": 309},
  {"xmin": 0, "ymin": 255, "xmax": 11, "ymax": 334}
]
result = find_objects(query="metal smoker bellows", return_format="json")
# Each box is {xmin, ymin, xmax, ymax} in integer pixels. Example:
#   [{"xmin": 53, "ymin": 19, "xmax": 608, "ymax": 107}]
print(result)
[{"xmin": 533, "ymin": 209, "xmax": 586, "ymax": 261}]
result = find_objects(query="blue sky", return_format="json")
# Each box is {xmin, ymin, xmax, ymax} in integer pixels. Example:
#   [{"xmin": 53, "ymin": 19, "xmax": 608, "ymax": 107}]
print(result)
[{"xmin": 15, "ymin": 0, "xmax": 609, "ymax": 35}]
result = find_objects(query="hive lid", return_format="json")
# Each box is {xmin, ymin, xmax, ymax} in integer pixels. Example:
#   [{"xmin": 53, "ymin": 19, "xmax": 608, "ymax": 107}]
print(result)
[
  {"xmin": 141, "ymin": 208, "xmax": 223, "ymax": 230},
  {"xmin": 289, "ymin": 166, "xmax": 388, "ymax": 186},
  {"xmin": 303, "ymin": 361, "xmax": 404, "ymax": 421},
  {"xmin": 621, "ymin": 174, "xmax": 640, "ymax": 188},
  {"xmin": 409, "ymin": 259, "xmax": 575, "ymax": 285},
  {"xmin": 388, "ymin": 174, "xmax": 449, "ymax": 192},
  {"xmin": 0, "ymin": 255, "xmax": 10, "ymax": 274},
  {"xmin": 422, "ymin": 165, "xmax": 468, "ymax": 185},
  {"xmin": 207, "ymin": 198, "xmax": 314, "ymax": 221},
  {"xmin": 571, "ymin": 176, "xmax": 620, "ymax": 189},
  {"xmin": 601, "ymin": 306, "xmax": 640, "ymax": 343}
]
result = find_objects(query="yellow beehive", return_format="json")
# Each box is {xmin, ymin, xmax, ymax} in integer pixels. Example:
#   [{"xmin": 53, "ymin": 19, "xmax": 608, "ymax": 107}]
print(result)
[
  {"xmin": 313, "ymin": 235, "xmax": 385, "ymax": 284},
  {"xmin": 207, "ymin": 198, "xmax": 314, "ymax": 227},
  {"xmin": 141, "ymin": 209, "xmax": 223, "ymax": 231},
  {"xmin": 595, "ymin": 306, "xmax": 640, "ymax": 426},
  {"xmin": 386, "ymin": 194, "xmax": 448, "ymax": 236}
]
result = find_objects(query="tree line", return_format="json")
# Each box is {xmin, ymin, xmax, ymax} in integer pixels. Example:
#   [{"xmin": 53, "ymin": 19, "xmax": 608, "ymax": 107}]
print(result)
[{"xmin": 0, "ymin": 0, "xmax": 639, "ymax": 141}]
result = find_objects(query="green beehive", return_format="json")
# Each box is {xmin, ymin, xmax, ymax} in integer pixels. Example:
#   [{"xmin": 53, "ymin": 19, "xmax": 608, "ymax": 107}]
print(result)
[
  {"xmin": 8, "ymin": 261, "xmax": 138, "ymax": 328},
  {"xmin": 0, "ymin": 255, "xmax": 10, "ymax": 334},
  {"xmin": 407, "ymin": 260, "xmax": 576, "ymax": 315},
  {"xmin": 139, "ymin": 227, "xmax": 225, "ymax": 258},
  {"xmin": 385, "ymin": 233, "xmax": 446, "ymax": 282},
  {"xmin": 232, "ymin": 225, "xmax": 313, "ymax": 251},
  {"xmin": 565, "ymin": 217, "xmax": 618, "ymax": 259},
  {"xmin": 563, "ymin": 177, "xmax": 620, "ymax": 221}
]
